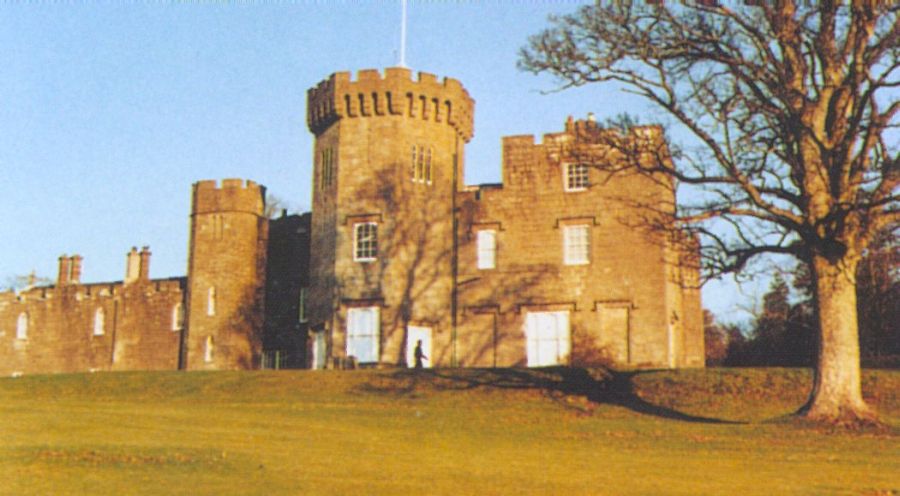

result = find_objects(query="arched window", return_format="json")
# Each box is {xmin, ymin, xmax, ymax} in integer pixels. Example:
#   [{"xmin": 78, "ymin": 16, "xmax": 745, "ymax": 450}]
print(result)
[
  {"xmin": 16, "ymin": 312, "xmax": 28, "ymax": 340},
  {"xmin": 172, "ymin": 302, "xmax": 184, "ymax": 331},
  {"xmin": 204, "ymin": 335, "xmax": 214, "ymax": 363},
  {"xmin": 207, "ymin": 287, "xmax": 216, "ymax": 316},
  {"xmin": 93, "ymin": 308, "xmax": 105, "ymax": 336}
]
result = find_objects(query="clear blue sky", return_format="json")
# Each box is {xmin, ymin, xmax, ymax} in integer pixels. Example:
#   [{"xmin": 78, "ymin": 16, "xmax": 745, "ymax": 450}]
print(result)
[{"xmin": 0, "ymin": 2, "xmax": 764, "ymax": 319}]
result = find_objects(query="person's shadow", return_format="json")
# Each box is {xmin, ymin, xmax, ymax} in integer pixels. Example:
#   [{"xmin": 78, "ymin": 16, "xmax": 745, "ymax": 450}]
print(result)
[{"xmin": 360, "ymin": 366, "xmax": 745, "ymax": 424}]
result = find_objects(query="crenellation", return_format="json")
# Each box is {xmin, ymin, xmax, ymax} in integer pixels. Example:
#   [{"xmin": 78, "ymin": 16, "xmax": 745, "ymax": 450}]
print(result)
[
  {"xmin": 192, "ymin": 178, "xmax": 266, "ymax": 216},
  {"xmin": 357, "ymin": 69, "xmax": 380, "ymax": 82},
  {"xmin": 307, "ymin": 68, "xmax": 474, "ymax": 141},
  {"xmin": 4, "ymin": 66, "xmax": 702, "ymax": 376}
]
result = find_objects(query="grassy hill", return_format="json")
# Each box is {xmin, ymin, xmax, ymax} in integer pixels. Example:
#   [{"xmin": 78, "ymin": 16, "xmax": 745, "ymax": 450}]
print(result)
[{"xmin": 1, "ymin": 367, "xmax": 897, "ymax": 495}]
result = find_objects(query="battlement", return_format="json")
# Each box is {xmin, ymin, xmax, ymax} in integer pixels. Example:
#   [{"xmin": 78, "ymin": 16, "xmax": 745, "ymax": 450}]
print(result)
[
  {"xmin": 503, "ymin": 117, "xmax": 666, "ymax": 150},
  {"xmin": 307, "ymin": 67, "xmax": 474, "ymax": 142},
  {"xmin": 192, "ymin": 178, "xmax": 266, "ymax": 216}
]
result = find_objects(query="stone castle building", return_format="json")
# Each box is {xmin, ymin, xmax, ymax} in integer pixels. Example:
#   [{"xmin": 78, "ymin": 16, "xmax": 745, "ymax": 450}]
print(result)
[{"xmin": 0, "ymin": 67, "xmax": 703, "ymax": 376}]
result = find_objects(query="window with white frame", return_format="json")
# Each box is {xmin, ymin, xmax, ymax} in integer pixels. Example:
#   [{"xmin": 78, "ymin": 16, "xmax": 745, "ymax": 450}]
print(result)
[
  {"xmin": 354, "ymin": 223, "xmax": 378, "ymax": 262},
  {"xmin": 477, "ymin": 230, "xmax": 497, "ymax": 270},
  {"xmin": 346, "ymin": 306, "xmax": 380, "ymax": 363},
  {"xmin": 207, "ymin": 286, "xmax": 216, "ymax": 316},
  {"xmin": 93, "ymin": 307, "xmax": 105, "ymax": 336},
  {"xmin": 16, "ymin": 312, "xmax": 28, "ymax": 340},
  {"xmin": 298, "ymin": 287, "xmax": 307, "ymax": 323},
  {"xmin": 565, "ymin": 163, "xmax": 589, "ymax": 191},
  {"xmin": 172, "ymin": 302, "xmax": 185, "ymax": 331},
  {"xmin": 204, "ymin": 335, "xmax": 214, "ymax": 363},
  {"xmin": 563, "ymin": 225, "xmax": 591, "ymax": 265}
]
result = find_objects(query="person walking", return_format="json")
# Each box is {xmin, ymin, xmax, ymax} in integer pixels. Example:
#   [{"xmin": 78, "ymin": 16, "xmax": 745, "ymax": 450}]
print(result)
[{"xmin": 414, "ymin": 340, "xmax": 427, "ymax": 369}]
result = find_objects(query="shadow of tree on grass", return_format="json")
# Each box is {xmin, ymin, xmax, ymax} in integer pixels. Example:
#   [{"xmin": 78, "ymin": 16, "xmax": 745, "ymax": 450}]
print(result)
[{"xmin": 359, "ymin": 367, "xmax": 745, "ymax": 424}]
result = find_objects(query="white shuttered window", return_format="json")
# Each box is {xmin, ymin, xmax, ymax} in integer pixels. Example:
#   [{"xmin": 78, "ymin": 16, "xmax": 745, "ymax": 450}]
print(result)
[
  {"xmin": 477, "ymin": 230, "xmax": 496, "ymax": 270},
  {"xmin": 346, "ymin": 307, "xmax": 380, "ymax": 364}
]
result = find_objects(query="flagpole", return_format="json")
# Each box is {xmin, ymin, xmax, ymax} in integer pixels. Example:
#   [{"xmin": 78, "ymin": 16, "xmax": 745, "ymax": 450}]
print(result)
[{"xmin": 399, "ymin": 0, "xmax": 407, "ymax": 68}]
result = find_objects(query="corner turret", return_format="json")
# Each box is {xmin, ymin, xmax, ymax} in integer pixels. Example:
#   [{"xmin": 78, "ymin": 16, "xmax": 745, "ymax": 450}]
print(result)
[{"xmin": 184, "ymin": 179, "xmax": 269, "ymax": 370}]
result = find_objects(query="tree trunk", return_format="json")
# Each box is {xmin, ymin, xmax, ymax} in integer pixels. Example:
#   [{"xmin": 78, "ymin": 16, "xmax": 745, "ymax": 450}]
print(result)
[{"xmin": 797, "ymin": 254, "xmax": 877, "ymax": 424}]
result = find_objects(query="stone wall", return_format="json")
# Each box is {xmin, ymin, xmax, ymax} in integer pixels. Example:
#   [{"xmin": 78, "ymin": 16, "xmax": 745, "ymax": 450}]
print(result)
[
  {"xmin": 455, "ymin": 119, "xmax": 700, "ymax": 368},
  {"xmin": 0, "ymin": 251, "xmax": 185, "ymax": 376},
  {"xmin": 305, "ymin": 68, "xmax": 703, "ymax": 370}
]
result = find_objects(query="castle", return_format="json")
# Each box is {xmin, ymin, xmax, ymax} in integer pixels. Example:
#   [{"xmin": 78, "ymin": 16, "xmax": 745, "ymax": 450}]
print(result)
[{"xmin": 0, "ymin": 68, "xmax": 703, "ymax": 376}]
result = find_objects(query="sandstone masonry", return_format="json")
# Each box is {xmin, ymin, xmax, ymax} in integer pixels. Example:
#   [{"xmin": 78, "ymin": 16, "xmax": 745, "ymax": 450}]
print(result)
[{"xmin": 0, "ymin": 67, "xmax": 702, "ymax": 376}]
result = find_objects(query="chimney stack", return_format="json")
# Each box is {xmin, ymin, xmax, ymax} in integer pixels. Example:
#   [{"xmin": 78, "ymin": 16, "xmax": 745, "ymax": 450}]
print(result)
[
  {"xmin": 125, "ymin": 247, "xmax": 140, "ymax": 284},
  {"xmin": 139, "ymin": 246, "xmax": 151, "ymax": 281},
  {"xmin": 69, "ymin": 255, "xmax": 82, "ymax": 284},
  {"xmin": 57, "ymin": 255, "xmax": 70, "ymax": 286}
]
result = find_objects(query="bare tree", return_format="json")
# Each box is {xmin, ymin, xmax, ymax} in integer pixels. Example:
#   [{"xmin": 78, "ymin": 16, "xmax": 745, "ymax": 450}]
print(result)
[
  {"xmin": 264, "ymin": 193, "xmax": 304, "ymax": 219},
  {"xmin": 520, "ymin": 2, "xmax": 898, "ymax": 425},
  {"xmin": 4, "ymin": 272, "xmax": 52, "ymax": 292}
]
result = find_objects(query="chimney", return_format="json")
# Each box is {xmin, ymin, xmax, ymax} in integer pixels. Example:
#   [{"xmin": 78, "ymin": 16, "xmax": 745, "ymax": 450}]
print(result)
[
  {"xmin": 125, "ymin": 247, "xmax": 140, "ymax": 284},
  {"xmin": 57, "ymin": 255, "xmax": 70, "ymax": 286},
  {"xmin": 139, "ymin": 246, "xmax": 151, "ymax": 281},
  {"xmin": 69, "ymin": 255, "xmax": 82, "ymax": 284}
]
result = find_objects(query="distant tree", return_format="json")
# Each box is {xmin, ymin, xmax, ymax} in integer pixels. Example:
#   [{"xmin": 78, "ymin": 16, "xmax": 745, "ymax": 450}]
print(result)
[
  {"xmin": 521, "ymin": 2, "xmax": 899, "ymax": 425},
  {"xmin": 703, "ymin": 310, "xmax": 729, "ymax": 366},
  {"xmin": 3, "ymin": 272, "xmax": 51, "ymax": 292},
  {"xmin": 264, "ymin": 193, "xmax": 304, "ymax": 219},
  {"xmin": 725, "ymin": 273, "xmax": 816, "ymax": 367},
  {"xmin": 856, "ymin": 229, "xmax": 900, "ymax": 361}
]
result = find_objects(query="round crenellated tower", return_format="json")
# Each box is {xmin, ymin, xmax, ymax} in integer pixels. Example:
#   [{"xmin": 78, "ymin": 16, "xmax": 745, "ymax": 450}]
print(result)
[
  {"xmin": 305, "ymin": 67, "xmax": 474, "ymax": 368},
  {"xmin": 306, "ymin": 67, "xmax": 474, "ymax": 145},
  {"xmin": 185, "ymin": 178, "xmax": 268, "ymax": 370}
]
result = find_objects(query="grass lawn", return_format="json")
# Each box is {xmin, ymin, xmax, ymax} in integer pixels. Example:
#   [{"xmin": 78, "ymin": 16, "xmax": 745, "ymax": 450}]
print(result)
[{"xmin": 1, "ymin": 367, "xmax": 897, "ymax": 495}]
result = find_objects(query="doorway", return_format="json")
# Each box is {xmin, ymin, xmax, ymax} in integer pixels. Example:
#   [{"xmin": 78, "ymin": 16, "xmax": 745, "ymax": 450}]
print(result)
[{"xmin": 405, "ymin": 326, "xmax": 433, "ymax": 368}]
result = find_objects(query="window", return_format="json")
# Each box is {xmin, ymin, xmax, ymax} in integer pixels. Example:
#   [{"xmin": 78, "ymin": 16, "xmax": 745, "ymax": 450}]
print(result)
[
  {"xmin": 212, "ymin": 214, "xmax": 225, "ymax": 240},
  {"xmin": 354, "ymin": 223, "xmax": 378, "ymax": 262},
  {"xmin": 320, "ymin": 148, "xmax": 335, "ymax": 188},
  {"xmin": 525, "ymin": 311, "xmax": 571, "ymax": 367},
  {"xmin": 563, "ymin": 225, "xmax": 590, "ymax": 265},
  {"xmin": 411, "ymin": 145, "xmax": 432, "ymax": 184},
  {"xmin": 207, "ymin": 286, "xmax": 216, "ymax": 316},
  {"xmin": 346, "ymin": 307, "xmax": 380, "ymax": 363},
  {"xmin": 93, "ymin": 308, "xmax": 105, "ymax": 336},
  {"xmin": 477, "ymin": 230, "xmax": 497, "ymax": 270},
  {"xmin": 565, "ymin": 163, "xmax": 589, "ymax": 191},
  {"xmin": 16, "ymin": 312, "xmax": 28, "ymax": 340},
  {"xmin": 204, "ymin": 335, "xmax": 214, "ymax": 363},
  {"xmin": 298, "ymin": 287, "xmax": 307, "ymax": 323},
  {"xmin": 172, "ymin": 302, "xmax": 185, "ymax": 331}
]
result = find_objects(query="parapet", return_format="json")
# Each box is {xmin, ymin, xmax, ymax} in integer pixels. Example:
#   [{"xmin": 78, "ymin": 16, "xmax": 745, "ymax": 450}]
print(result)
[
  {"xmin": 307, "ymin": 67, "xmax": 475, "ymax": 142},
  {"xmin": 191, "ymin": 179, "xmax": 266, "ymax": 216},
  {"xmin": 505, "ymin": 116, "xmax": 666, "ymax": 150}
]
